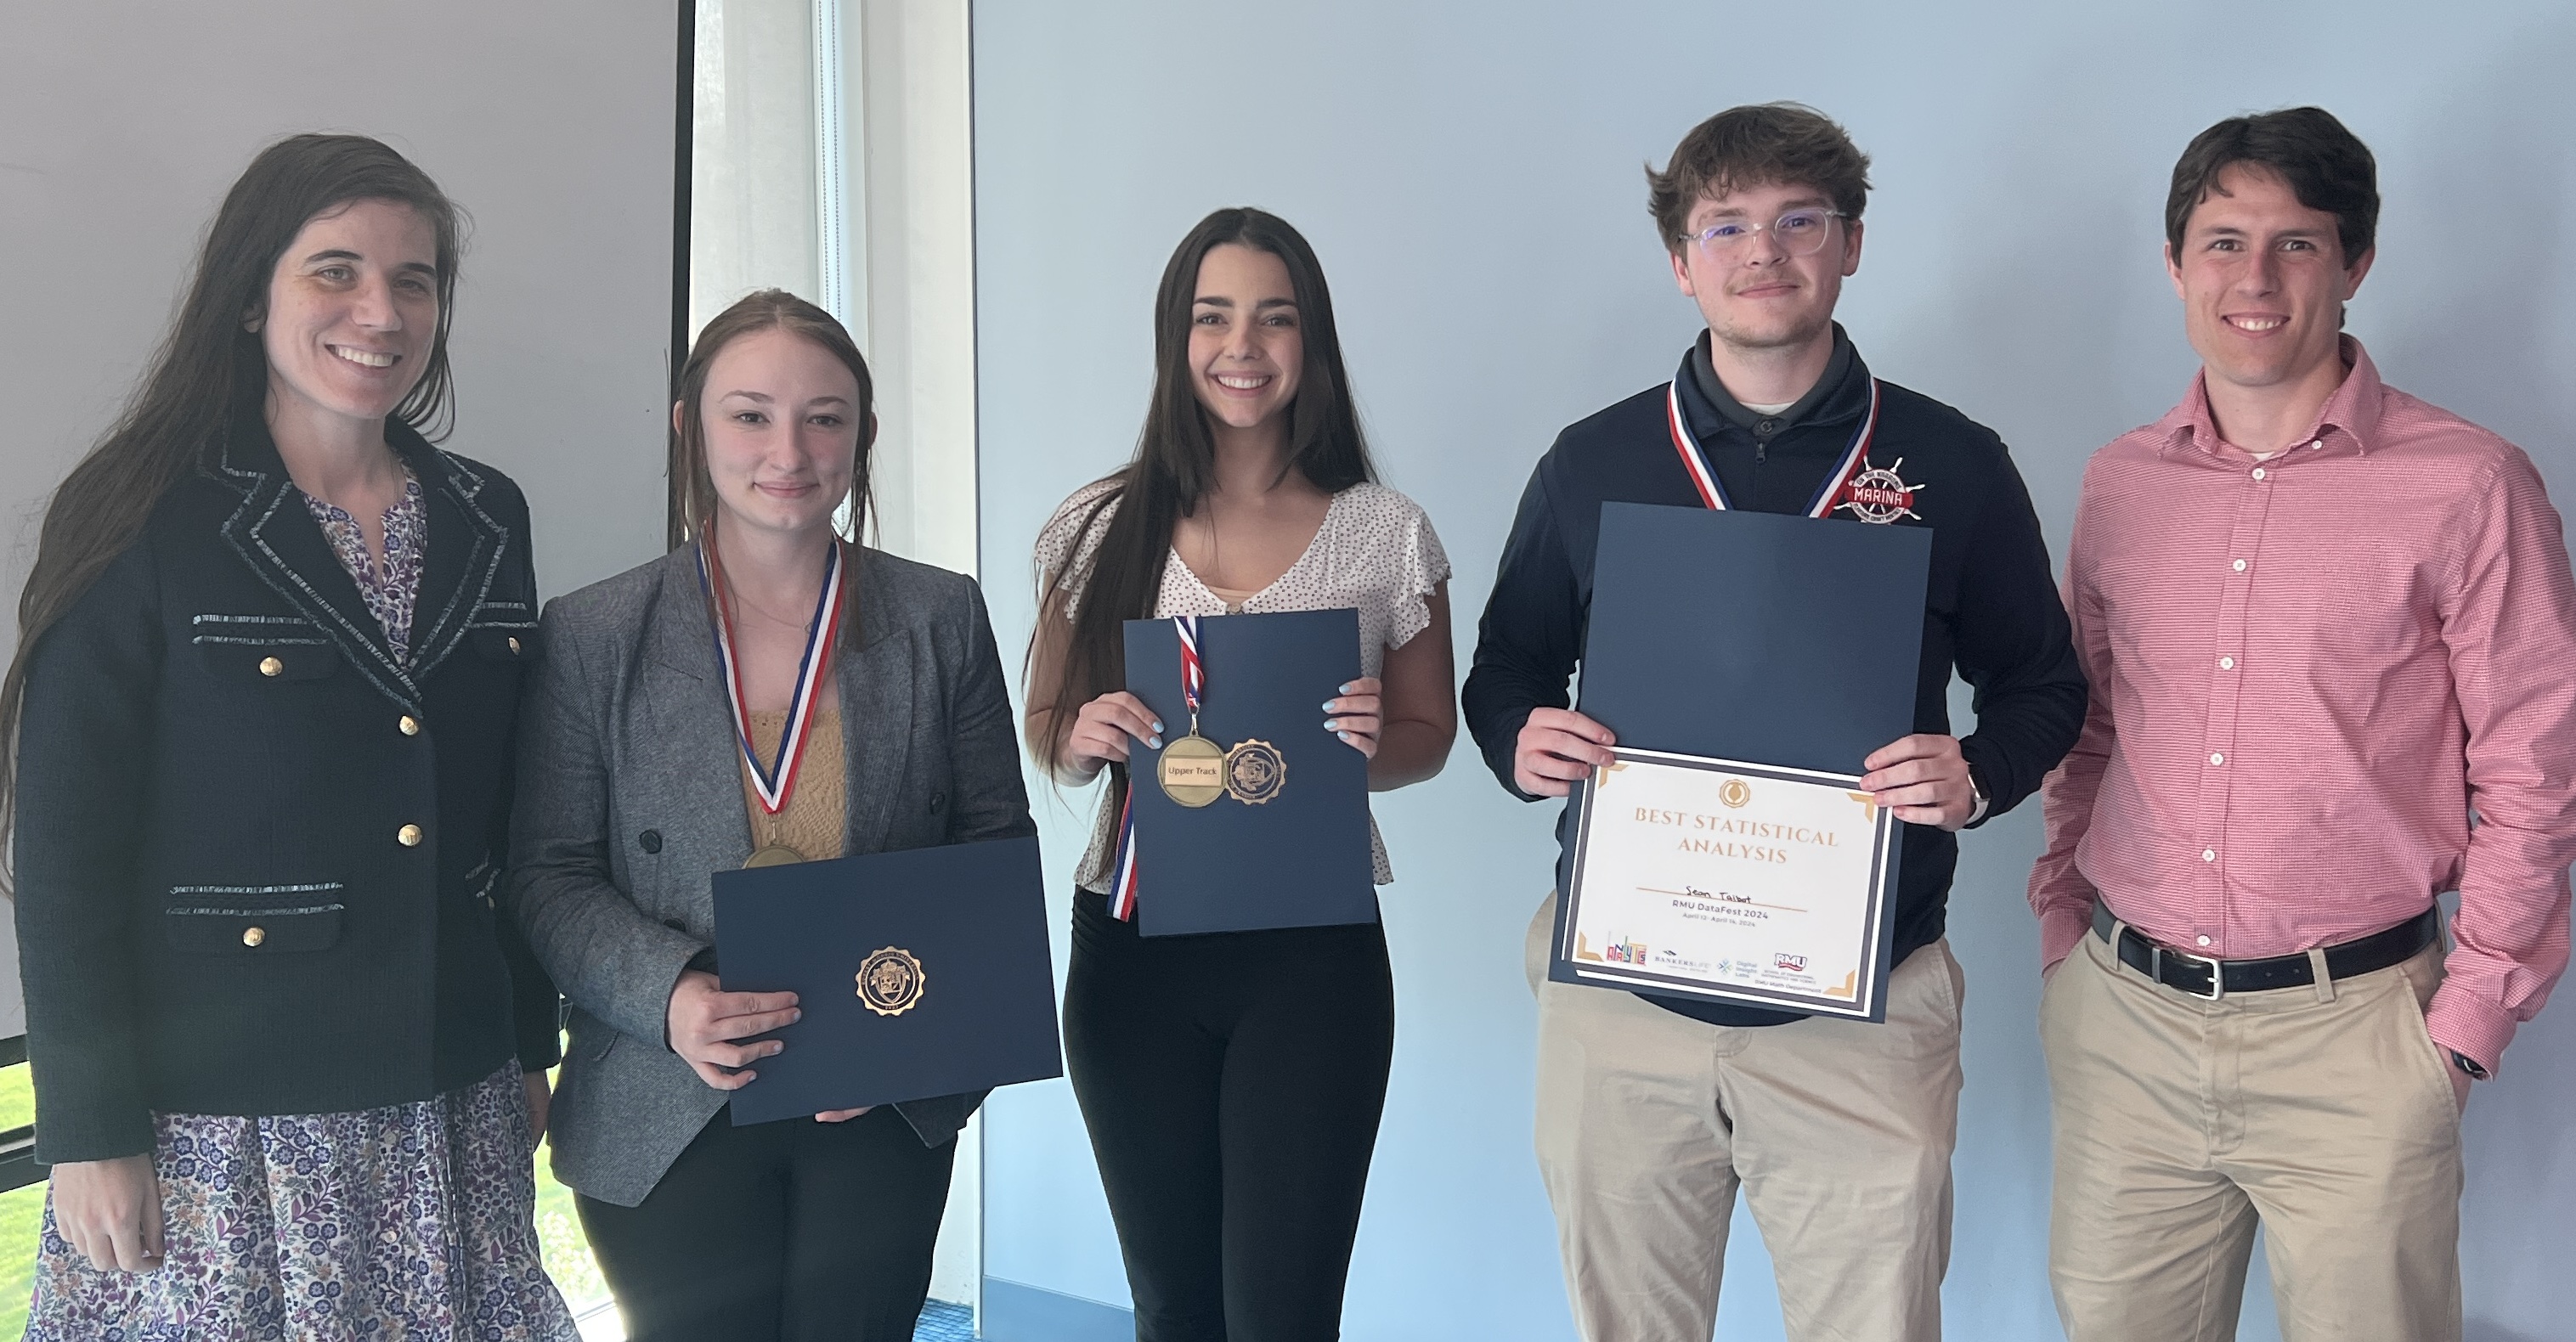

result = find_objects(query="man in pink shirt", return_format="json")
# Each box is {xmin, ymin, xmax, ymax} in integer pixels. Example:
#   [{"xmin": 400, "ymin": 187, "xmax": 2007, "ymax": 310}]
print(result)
[{"xmin": 2029, "ymin": 106, "xmax": 2576, "ymax": 1342}]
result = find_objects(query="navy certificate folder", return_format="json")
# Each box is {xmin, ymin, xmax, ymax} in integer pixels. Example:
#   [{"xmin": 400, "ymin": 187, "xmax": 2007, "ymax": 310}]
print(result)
[
  {"xmin": 1551, "ymin": 503, "xmax": 1931, "ymax": 1001},
  {"xmin": 712, "ymin": 835, "xmax": 1063, "ymax": 1125},
  {"xmin": 1122, "ymin": 608, "xmax": 1376, "ymax": 936}
]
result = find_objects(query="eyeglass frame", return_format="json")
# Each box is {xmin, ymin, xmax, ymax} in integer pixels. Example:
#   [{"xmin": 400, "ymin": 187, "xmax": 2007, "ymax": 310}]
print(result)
[{"xmin": 1675, "ymin": 208, "xmax": 1854, "ymax": 258}]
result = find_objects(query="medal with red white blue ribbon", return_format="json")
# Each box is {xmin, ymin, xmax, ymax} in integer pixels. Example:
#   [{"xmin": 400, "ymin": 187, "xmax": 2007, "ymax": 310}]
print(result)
[
  {"xmin": 1110, "ymin": 615, "xmax": 1230, "ymax": 920},
  {"xmin": 1664, "ymin": 377, "xmax": 1904, "ymax": 519},
  {"xmin": 698, "ymin": 520, "xmax": 845, "ymax": 835}
]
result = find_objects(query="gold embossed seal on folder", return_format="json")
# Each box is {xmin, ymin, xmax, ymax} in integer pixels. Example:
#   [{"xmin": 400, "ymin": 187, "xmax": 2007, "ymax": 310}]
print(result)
[
  {"xmin": 1223, "ymin": 738, "xmax": 1286, "ymax": 805},
  {"xmin": 856, "ymin": 946, "xmax": 925, "ymax": 1017},
  {"xmin": 1158, "ymin": 732, "xmax": 1228, "ymax": 808}
]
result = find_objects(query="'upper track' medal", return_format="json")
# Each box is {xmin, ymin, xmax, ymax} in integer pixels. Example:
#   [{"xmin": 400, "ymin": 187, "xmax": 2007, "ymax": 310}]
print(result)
[{"xmin": 1156, "ymin": 615, "xmax": 1228, "ymax": 807}]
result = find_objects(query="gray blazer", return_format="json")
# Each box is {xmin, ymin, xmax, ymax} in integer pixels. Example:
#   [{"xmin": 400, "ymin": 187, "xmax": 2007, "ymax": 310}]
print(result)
[{"xmin": 509, "ymin": 544, "xmax": 1036, "ymax": 1208}]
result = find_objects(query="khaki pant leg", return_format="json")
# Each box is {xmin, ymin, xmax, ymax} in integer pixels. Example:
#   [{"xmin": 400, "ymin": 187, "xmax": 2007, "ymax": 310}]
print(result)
[
  {"xmin": 1724, "ymin": 938, "xmax": 1965, "ymax": 1342},
  {"xmin": 1526, "ymin": 892, "xmax": 1737, "ymax": 1342},
  {"xmin": 2042, "ymin": 928, "xmax": 2260, "ymax": 1342},
  {"xmin": 2229, "ymin": 944, "xmax": 2463, "ymax": 1342}
]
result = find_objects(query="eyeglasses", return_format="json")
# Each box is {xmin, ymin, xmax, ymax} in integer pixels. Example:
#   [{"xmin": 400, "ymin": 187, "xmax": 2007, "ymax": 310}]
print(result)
[{"xmin": 1678, "ymin": 209, "xmax": 1849, "ymax": 258}]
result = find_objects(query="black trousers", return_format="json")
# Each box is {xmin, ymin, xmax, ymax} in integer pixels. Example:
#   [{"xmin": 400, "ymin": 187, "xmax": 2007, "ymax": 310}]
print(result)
[
  {"xmin": 1064, "ymin": 890, "xmax": 1397, "ymax": 1342},
  {"xmin": 575, "ymin": 1104, "xmax": 956, "ymax": 1342}
]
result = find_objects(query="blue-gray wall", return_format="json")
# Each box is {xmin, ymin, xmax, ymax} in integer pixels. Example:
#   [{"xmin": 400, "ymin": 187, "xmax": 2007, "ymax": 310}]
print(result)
[{"xmin": 970, "ymin": 4, "xmax": 2576, "ymax": 1338}]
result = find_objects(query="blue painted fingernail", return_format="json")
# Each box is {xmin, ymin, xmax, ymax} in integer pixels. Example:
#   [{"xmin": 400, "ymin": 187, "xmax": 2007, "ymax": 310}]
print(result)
[
  {"xmin": 1322, "ymin": 700, "xmax": 1336, "ymax": 711},
  {"xmin": 1148, "ymin": 736, "xmax": 1162, "ymax": 749},
  {"xmin": 1152, "ymin": 719, "xmax": 1164, "ymax": 733},
  {"xmin": 1340, "ymin": 682, "xmax": 1354, "ymax": 693},
  {"xmin": 1338, "ymin": 730, "xmax": 1353, "ymax": 741}
]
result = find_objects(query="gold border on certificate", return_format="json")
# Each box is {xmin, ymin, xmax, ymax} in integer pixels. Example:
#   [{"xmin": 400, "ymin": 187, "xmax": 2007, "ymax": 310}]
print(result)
[{"xmin": 1556, "ymin": 746, "xmax": 1899, "ymax": 1020}]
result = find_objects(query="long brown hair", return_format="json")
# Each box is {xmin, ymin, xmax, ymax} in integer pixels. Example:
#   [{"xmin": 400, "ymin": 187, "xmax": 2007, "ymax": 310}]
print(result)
[
  {"xmin": 0, "ymin": 133, "xmax": 463, "ymax": 890},
  {"xmin": 1029, "ymin": 207, "xmax": 1376, "ymax": 781},
  {"xmin": 665, "ymin": 289, "xmax": 878, "ymax": 644}
]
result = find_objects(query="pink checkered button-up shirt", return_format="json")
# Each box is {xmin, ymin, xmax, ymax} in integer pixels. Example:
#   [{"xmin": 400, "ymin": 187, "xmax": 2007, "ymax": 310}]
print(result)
[{"xmin": 2028, "ymin": 338, "xmax": 2576, "ymax": 1073}]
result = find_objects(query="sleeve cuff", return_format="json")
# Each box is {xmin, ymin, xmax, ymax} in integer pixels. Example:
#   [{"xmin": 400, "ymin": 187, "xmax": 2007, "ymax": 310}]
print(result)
[
  {"xmin": 2425, "ymin": 980, "xmax": 2517, "ymax": 1080},
  {"xmin": 2037, "ymin": 902, "xmax": 2093, "ymax": 974}
]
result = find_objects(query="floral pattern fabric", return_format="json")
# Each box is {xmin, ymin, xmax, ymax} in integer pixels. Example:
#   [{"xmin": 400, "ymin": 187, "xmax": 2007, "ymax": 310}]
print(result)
[
  {"xmin": 25, "ymin": 1064, "xmax": 578, "ymax": 1342},
  {"xmin": 303, "ymin": 467, "xmax": 427, "ymax": 663}
]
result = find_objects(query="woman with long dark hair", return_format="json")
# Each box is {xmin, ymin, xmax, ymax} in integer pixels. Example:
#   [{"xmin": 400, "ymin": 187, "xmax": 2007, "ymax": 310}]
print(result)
[
  {"xmin": 3, "ymin": 134, "xmax": 573, "ymax": 1338},
  {"xmin": 510, "ymin": 290, "xmax": 1033, "ymax": 1341},
  {"xmin": 1025, "ymin": 208, "xmax": 1457, "ymax": 1339}
]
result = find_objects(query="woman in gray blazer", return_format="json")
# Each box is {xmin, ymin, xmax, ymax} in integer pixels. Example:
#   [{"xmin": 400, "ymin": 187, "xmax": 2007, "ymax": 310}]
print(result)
[{"xmin": 509, "ymin": 290, "xmax": 1033, "ymax": 1342}]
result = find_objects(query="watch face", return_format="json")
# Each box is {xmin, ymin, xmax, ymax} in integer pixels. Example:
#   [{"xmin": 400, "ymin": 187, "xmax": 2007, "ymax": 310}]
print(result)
[{"xmin": 2450, "ymin": 1051, "xmax": 2488, "ymax": 1081}]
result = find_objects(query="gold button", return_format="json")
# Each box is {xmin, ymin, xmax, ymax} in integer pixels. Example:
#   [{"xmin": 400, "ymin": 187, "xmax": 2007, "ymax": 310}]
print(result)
[
  {"xmin": 242, "ymin": 927, "xmax": 266, "ymax": 948},
  {"xmin": 506, "ymin": 636, "xmax": 523, "ymax": 655},
  {"xmin": 398, "ymin": 715, "xmax": 421, "ymax": 736},
  {"xmin": 398, "ymin": 823, "xmax": 424, "ymax": 847},
  {"xmin": 258, "ymin": 656, "xmax": 284, "ymax": 677}
]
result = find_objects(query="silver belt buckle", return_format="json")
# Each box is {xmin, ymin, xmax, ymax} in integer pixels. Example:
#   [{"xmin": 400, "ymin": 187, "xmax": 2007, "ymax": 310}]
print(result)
[{"xmin": 2150, "ymin": 944, "xmax": 2227, "ymax": 1001}]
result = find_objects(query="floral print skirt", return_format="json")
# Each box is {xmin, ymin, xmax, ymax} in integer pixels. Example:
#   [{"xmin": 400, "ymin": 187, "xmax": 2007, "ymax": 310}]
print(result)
[{"xmin": 25, "ymin": 1063, "xmax": 578, "ymax": 1342}]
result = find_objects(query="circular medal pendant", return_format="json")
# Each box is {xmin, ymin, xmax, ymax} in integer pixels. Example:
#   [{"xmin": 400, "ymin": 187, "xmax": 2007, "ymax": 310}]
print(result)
[
  {"xmin": 1223, "ymin": 738, "xmax": 1287, "ymax": 805},
  {"xmin": 743, "ymin": 843, "xmax": 807, "ymax": 868},
  {"xmin": 1157, "ymin": 732, "xmax": 1228, "ymax": 808}
]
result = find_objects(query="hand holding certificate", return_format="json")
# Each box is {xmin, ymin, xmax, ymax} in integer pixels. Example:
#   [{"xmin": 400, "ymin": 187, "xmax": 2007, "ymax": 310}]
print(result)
[{"xmin": 1550, "ymin": 503, "xmax": 1931, "ymax": 1021}]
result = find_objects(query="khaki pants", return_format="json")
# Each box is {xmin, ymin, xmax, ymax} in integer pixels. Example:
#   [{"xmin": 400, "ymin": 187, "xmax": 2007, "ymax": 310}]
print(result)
[
  {"xmin": 2040, "ymin": 920, "xmax": 2464, "ymax": 1342},
  {"xmin": 1524, "ymin": 892, "xmax": 1964, "ymax": 1342}
]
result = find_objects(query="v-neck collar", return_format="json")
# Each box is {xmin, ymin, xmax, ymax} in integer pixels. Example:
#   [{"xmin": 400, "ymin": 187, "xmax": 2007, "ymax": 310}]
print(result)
[{"xmin": 1166, "ymin": 487, "xmax": 1345, "ymax": 612}]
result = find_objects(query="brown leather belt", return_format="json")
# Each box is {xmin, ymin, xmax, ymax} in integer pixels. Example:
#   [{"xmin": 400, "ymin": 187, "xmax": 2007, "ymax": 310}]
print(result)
[{"xmin": 2091, "ymin": 900, "xmax": 2438, "ymax": 1001}]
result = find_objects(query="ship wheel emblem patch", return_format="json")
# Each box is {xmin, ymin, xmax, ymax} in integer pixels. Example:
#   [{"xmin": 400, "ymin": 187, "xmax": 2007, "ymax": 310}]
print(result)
[{"xmin": 1832, "ymin": 457, "xmax": 1925, "ymax": 524}]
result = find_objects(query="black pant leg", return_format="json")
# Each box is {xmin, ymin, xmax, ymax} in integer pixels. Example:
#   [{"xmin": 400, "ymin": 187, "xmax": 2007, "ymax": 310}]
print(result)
[
  {"xmin": 779, "ymin": 1105, "xmax": 960, "ymax": 1342},
  {"xmin": 1217, "ymin": 919, "xmax": 1396, "ymax": 1342},
  {"xmin": 1065, "ymin": 892, "xmax": 1231, "ymax": 1342},
  {"xmin": 576, "ymin": 1111, "xmax": 790, "ymax": 1342}
]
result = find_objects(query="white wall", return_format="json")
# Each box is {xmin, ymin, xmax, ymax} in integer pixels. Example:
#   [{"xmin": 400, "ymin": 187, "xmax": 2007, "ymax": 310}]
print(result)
[
  {"xmin": 0, "ymin": 3, "xmax": 679, "ymax": 1040},
  {"xmin": 969, "ymin": 3, "xmax": 2576, "ymax": 1339}
]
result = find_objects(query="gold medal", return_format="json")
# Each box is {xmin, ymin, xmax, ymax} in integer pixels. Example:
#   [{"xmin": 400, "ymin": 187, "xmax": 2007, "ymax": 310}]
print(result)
[
  {"xmin": 1158, "ymin": 731, "xmax": 1228, "ymax": 808},
  {"xmin": 743, "ymin": 844, "xmax": 807, "ymax": 868},
  {"xmin": 1223, "ymin": 737, "xmax": 1287, "ymax": 804}
]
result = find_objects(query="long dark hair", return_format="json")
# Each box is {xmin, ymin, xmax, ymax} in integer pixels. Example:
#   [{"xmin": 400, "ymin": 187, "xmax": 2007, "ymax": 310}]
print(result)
[
  {"xmin": 0, "ymin": 133, "xmax": 464, "ymax": 888},
  {"xmin": 1030, "ymin": 207, "xmax": 1375, "ymax": 780},
  {"xmin": 665, "ymin": 288, "xmax": 877, "ymax": 646}
]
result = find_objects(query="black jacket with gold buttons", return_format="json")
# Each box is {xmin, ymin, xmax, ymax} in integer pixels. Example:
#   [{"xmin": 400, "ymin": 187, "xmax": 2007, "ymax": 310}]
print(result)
[{"xmin": 14, "ymin": 418, "xmax": 561, "ymax": 1164}]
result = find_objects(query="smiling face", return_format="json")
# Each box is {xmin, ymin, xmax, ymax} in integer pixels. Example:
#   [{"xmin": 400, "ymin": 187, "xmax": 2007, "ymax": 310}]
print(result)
[
  {"xmin": 688, "ymin": 326, "xmax": 866, "ymax": 540},
  {"xmin": 1187, "ymin": 243, "xmax": 1304, "ymax": 434},
  {"xmin": 2166, "ymin": 163, "xmax": 2372, "ymax": 396},
  {"xmin": 258, "ymin": 198, "xmax": 440, "ymax": 430},
  {"xmin": 1670, "ymin": 178, "xmax": 1862, "ymax": 355}
]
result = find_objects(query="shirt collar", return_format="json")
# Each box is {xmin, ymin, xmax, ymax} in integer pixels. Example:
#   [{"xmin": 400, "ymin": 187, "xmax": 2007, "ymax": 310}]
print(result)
[
  {"xmin": 1675, "ymin": 324, "xmax": 1871, "ymax": 447},
  {"xmin": 2157, "ymin": 334, "xmax": 2388, "ymax": 460}
]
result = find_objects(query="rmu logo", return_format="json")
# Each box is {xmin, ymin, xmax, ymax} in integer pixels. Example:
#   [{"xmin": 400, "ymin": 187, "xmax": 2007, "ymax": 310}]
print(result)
[{"xmin": 1773, "ymin": 953, "xmax": 1808, "ymax": 972}]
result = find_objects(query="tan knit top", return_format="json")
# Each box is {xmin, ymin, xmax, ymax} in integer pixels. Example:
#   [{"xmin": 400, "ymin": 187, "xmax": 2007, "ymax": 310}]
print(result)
[{"xmin": 742, "ymin": 709, "xmax": 845, "ymax": 862}]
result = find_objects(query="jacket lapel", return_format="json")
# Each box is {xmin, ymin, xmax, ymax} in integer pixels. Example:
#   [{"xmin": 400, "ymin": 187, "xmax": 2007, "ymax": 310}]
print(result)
[
  {"xmin": 839, "ymin": 550, "xmax": 913, "ymax": 857},
  {"xmin": 641, "ymin": 548, "xmax": 760, "ymax": 874},
  {"xmin": 401, "ymin": 425, "xmax": 509, "ymax": 682},
  {"xmin": 214, "ymin": 417, "xmax": 417, "ymax": 711}
]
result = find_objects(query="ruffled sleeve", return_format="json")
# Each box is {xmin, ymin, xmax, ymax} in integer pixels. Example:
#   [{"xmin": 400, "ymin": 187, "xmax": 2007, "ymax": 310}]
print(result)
[
  {"xmin": 1385, "ymin": 490, "xmax": 1453, "ymax": 651},
  {"xmin": 1033, "ymin": 476, "xmax": 1124, "ymax": 622}
]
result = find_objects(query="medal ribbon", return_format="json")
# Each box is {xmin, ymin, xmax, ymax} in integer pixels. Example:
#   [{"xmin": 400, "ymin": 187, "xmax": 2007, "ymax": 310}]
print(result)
[
  {"xmin": 1664, "ymin": 378, "xmax": 1881, "ymax": 517},
  {"xmin": 698, "ymin": 522, "xmax": 845, "ymax": 815},
  {"xmin": 1108, "ymin": 615, "xmax": 1204, "ymax": 922}
]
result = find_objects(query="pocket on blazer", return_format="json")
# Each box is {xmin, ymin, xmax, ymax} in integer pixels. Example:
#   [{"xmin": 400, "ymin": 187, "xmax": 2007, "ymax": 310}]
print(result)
[{"xmin": 164, "ymin": 883, "xmax": 347, "ymax": 954}]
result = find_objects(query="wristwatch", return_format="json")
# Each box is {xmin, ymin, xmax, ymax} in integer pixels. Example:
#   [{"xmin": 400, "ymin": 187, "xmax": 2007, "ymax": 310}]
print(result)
[
  {"xmin": 1963, "ymin": 768, "xmax": 1991, "ymax": 827},
  {"xmin": 2450, "ymin": 1051, "xmax": 2489, "ymax": 1082}
]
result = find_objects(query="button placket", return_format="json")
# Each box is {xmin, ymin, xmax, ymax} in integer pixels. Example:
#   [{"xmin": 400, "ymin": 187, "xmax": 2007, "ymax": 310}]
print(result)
[{"xmin": 2196, "ymin": 461, "xmax": 2279, "ymax": 942}]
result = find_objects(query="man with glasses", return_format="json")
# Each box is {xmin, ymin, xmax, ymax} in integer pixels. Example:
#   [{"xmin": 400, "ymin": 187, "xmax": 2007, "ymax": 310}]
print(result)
[
  {"xmin": 2030, "ymin": 106, "xmax": 2576, "ymax": 1342},
  {"xmin": 1465, "ymin": 102, "xmax": 2085, "ymax": 1341}
]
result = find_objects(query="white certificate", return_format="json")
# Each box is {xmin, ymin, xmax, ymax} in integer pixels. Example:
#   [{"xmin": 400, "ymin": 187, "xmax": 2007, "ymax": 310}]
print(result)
[{"xmin": 1556, "ymin": 747, "xmax": 1898, "ymax": 1020}]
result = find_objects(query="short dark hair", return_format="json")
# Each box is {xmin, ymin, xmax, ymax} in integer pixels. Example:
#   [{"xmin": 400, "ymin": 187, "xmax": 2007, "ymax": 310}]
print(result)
[
  {"xmin": 1648, "ymin": 103, "xmax": 1871, "ymax": 254},
  {"xmin": 2166, "ymin": 107, "xmax": 2378, "ymax": 265}
]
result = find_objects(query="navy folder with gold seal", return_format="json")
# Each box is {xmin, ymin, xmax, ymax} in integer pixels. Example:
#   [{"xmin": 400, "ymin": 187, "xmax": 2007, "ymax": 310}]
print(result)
[
  {"xmin": 1547, "ymin": 502, "xmax": 1931, "ymax": 1006},
  {"xmin": 712, "ymin": 835, "xmax": 1063, "ymax": 1125},
  {"xmin": 1122, "ymin": 608, "xmax": 1376, "ymax": 936}
]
